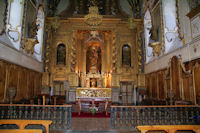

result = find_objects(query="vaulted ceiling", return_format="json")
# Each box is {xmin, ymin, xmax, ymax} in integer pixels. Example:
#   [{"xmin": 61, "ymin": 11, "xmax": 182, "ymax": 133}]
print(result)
[{"xmin": 47, "ymin": 0, "xmax": 143, "ymax": 19}]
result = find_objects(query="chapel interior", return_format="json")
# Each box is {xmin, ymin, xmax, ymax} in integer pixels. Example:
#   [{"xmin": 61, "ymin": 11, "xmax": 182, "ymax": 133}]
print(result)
[{"xmin": 0, "ymin": 0, "xmax": 200, "ymax": 132}]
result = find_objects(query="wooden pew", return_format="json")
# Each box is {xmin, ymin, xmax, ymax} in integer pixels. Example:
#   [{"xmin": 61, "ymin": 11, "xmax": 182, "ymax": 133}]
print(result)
[
  {"xmin": 0, "ymin": 120, "xmax": 52, "ymax": 133},
  {"xmin": 137, "ymin": 125, "xmax": 200, "ymax": 133},
  {"xmin": 0, "ymin": 129, "xmax": 42, "ymax": 133}
]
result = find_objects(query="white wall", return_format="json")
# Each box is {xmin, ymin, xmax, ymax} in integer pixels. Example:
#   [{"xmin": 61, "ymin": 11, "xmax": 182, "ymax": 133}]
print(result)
[
  {"xmin": 144, "ymin": 0, "xmax": 200, "ymax": 73},
  {"xmin": 145, "ymin": 36, "xmax": 200, "ymax": 73},
  {"xmin": 0, "ymin": 40, "xmax": 43, "ymax": 72},
  {"xmin": 162, "ymin": 0, "xmax": 182, "ymax": 53}
]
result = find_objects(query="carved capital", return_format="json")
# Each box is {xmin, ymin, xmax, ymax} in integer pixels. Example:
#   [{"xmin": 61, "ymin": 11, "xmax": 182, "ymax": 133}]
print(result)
[
  {"xmin": 149, "ymin": 41, "xmax": 161, "ymax": 56},
  {"xmin": 24, "ymin": 38, "xmax": 39, "ymax": 55}
]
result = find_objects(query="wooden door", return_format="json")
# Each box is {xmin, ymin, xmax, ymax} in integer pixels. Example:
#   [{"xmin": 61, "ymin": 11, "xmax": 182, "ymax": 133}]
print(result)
[
  {"xmin": 53, "ymin": 81, "xmax": 65, "ymax": 96},
  {"xmin": 120, "ymin": 82, "xmax": 134, "ymax": 105}
]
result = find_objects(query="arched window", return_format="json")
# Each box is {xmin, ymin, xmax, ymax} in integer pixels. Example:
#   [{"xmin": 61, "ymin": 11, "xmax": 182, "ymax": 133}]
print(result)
[
  {"xmin": 122, "ymin": 44, "xmax": 131, "ymax": 67},
  {"xmin": 57, "ymin": 44, "xmax": 66, "ymax": 65},
  {"xmin": 34, "ymin": 6, "xmax": 44, "ymax": 62}
]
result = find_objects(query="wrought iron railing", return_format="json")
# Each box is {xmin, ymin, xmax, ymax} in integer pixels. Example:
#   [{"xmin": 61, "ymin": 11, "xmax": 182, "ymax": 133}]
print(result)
[
  {"xmin": 0, "ymin": 104, "xmax": 72, "ymax": 130},
  {"xmin": 111, "ymin": 105, "xmax": 200, "ymax": 129}
]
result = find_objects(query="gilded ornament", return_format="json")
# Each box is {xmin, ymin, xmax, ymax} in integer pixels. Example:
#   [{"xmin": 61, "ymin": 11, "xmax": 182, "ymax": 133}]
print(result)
[
  {"xmin": 24, "ymin": 38, "xmax": 39, "ymax": 55},
  {"xmin": 51, "ymin": 16, "xmax": 60, "ymax": 31},
  {"xmin": 84, "ymin": 1, "xmax": 103, "ymax": 28},
  {"xmin": 193, "ymin": 44, "xmax": 198, "ymax": 53},
  {"xmin": 149, "ymin": 41, "xmax": 161, "ymax": 56}
]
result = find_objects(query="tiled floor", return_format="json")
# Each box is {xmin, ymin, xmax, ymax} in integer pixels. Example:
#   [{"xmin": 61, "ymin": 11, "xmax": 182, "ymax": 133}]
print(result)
[
  {"xmin": 50, "ymin": 117, "xmax": 139, "ymax": 133},
  {"xmin": 71, "ymin": 118, "xmax": 111, "ymax": 131},
  {"xmin": 51, "ymin": 131, "xmax": 115, "ymax": 133}
]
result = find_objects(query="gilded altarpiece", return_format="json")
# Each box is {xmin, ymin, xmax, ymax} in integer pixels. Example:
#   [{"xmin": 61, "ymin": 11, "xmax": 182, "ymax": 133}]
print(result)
[{"xmin": 43, "ymin": 17, "xmax": 144, "ymax": 100}]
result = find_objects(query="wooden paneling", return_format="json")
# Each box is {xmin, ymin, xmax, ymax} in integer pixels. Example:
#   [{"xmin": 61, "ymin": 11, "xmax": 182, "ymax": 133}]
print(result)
[
  {"xmin": 194, "ymin": 65, "xmax": 200, "ymax": 104},
  {"xmin": 0, "ymin": 59, "xmax": 42, "ymax": 103},
  {"xmin": 0, "ymin": 62, "xmax": 6, "ymax": 101},
  {"xmin": 145, "ymin": 58, "xmax": 200, "ymax": 104},
  {"xmin": 16, "ymin": 70, "xmax": 27, "ymax": 100},
  {"xmin": 158, "ymin": 72, "xmax": 165, "ymax": 100},
  {"xmin": 171, "ymin": 56, "xmax": 181, "ymax": 100},
  {"xmin": 182, "ymin": 76, "xmax": 190, "ymax": 101},
  {"xmin": 151, "ymin": 74, "xmax": 157, "ymax": 98},
  {"xmin": 145, "ymin": 69, "xmax": 167, "ymax": 101},
  {"xmin": 145, "ymin": 76, "xmax": 150, "ymax": 97}
]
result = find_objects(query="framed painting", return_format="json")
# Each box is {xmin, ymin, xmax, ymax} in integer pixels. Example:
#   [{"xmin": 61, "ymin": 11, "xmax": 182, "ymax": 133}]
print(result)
[{"xmin": 0, "ymin": 0, "xmax": 8, "ymax": 35}]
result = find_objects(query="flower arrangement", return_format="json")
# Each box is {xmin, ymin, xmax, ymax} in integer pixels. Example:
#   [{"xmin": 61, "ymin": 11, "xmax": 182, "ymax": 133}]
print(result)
[{"xmin": 89, "ymin": 106, "xmax": 98, "ymax": 116}]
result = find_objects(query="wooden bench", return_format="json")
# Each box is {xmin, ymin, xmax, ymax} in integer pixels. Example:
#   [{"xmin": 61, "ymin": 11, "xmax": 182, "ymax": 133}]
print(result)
[
  {"xmin": 137, "ymin": 125, "xmax": 200, "ymax": 133},
  {"xmin": 0, "ymin": 120, "xmax": 52, "ymax": 133},
  {"xmin": 0, "ymin": 129, "xmax": 42, "ymax": 133}
]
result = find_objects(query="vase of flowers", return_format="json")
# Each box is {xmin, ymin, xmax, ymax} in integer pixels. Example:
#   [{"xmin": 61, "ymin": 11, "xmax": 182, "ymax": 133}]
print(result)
[{"xmin": 89, "ymin": 106, "xmax": 98, "ymax": 116}]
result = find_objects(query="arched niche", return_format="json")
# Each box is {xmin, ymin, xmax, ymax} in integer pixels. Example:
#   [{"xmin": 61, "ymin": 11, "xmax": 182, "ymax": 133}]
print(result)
[
  {"xmin": 57, "ymin": 43, "xmax": 66, "ymax": 65},
  {"xmin": 35, "ymin": 6, "xmax": 44, "ymax": 62},
  {"xmin": 144, "ymin": 9, "xmax": 153, "ymax": 63},
  {"xmin": 122, "ymin": 44, "xmax": 131, "ymax": 67}
]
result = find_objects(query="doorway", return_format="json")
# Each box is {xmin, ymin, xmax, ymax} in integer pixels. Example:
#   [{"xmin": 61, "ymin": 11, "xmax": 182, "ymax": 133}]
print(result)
[
  {"xmin": 53, "ymin": 81, "xmax": 65, "ymax": 96},
  {"xmin": 120, "ymin": 81, "xmax": 134, "ymax": 105}
]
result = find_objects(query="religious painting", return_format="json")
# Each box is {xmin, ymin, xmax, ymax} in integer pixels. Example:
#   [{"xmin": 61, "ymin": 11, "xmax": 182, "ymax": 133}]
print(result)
[
  {"xmin": 86, "ymin": 44, "xmax": 101, "ymax": 73},
  {"xmin": 150, "ymin": 2, "xmax": 162, "ymax": 42},
  {"xmin": 188, "ymin": 0, "xmax": 200, "ymax": 10},
  {"xmin": 0, "ymin": 0, "xmax": 7, "ymax": 35},
  {"xmin": 122, "ymin": 44, "xmax": 131, "ymax": 67},
  {"xmin": 57, "ymin": 44, "xmax": 66, "ymax": 65},
  {"xmin": 24, "ymin": 0, "xmax": 37, "ymax": 38}
]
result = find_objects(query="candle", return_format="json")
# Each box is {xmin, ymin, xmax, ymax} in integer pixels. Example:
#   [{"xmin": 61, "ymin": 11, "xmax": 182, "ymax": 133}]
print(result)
[{"xmin": 43, "ymin": 95, "xmax": 45, "ymax": 105}]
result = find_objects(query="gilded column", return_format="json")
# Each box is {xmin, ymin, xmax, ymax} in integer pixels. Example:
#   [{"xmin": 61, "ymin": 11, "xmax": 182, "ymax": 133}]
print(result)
[
  {"xmin": 42, "ymin": 24, "xmax": 52, "ymax": 87},
  {"xmin": 70, "ymin": 31, "xmax": 76, "ymax": 72},
  {"xmin": 136, "ymin": 20, "xmax": 143, "ymax": 73},
  {"xmin": 105, "ymin": 32, "xmax": 110, "ymax": 72},
  {"xmin": 112, "ymin": 32, "xmax": 117, "ymax": 73}
]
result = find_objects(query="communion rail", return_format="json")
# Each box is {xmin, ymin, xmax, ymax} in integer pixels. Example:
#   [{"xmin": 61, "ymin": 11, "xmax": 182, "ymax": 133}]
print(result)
[
  {"xmin": 110, "ymin": 105, "xmax": 200, "ymax": 129},
  {"xmin": 0, "ymin": 104, "xmax": 72, "ymax": 130}
]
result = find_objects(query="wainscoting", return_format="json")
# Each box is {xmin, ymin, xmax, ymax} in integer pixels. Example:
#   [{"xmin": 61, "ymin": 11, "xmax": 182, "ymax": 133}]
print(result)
[
  {"xmin": 145, "ymin": 58, "xmax": 200, "ymax": 104},
  {"xmin": 0, "ymin": 59, "xmax": 42, "ymax": 103}
]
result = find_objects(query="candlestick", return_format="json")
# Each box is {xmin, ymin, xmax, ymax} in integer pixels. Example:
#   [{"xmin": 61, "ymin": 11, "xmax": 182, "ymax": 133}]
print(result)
[{"xmin": 43, "ymin": 95, "xmax": 45, "ymax": 105}]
